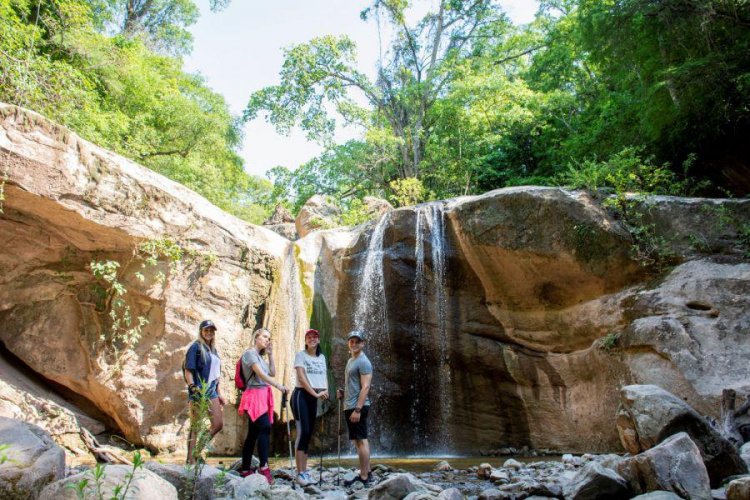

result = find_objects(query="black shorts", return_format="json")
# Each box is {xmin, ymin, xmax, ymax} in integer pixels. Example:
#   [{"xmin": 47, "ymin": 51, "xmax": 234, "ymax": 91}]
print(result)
[{"xmin": 344, "ymin": 406, "xmax": 369, "ymax": 440}]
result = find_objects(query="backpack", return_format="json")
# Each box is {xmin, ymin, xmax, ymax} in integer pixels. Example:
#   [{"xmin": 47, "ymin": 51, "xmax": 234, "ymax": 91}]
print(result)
[{"xmin": 234, "ymin": 357, "xmax": 246, "ymax": 390}]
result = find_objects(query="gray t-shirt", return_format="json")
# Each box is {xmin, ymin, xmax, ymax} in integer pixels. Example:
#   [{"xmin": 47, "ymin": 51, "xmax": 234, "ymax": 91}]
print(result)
[
  {"xmin": 294, "ymin": 351, "xmax": 328, "ymax": 390},
  {"xmin": 344, "ymin": 353, "xmax": 372, "ymax": 410},
  {"xmin": 241, "ymin": 348, "xmax": 269, "ymax": 388}
]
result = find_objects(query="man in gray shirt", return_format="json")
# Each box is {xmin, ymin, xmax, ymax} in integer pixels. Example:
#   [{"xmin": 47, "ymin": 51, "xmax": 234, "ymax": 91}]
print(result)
[{"xmin": 337, "ymin": 330, "xmax": 373, "ymax": 486}]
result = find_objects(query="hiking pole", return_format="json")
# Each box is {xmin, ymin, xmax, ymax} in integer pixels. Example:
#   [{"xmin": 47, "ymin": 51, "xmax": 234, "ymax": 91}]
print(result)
[
  {"xmin": 336, "ymin": 389, "xmax": 342, "ymax": 486},
  {"xmin": 282, "ymin": 391, "xmax": 294, "ymax": 479},
  {"xmin": 319, "ymin": 406, "xmax": 325, "ymax": 485}
]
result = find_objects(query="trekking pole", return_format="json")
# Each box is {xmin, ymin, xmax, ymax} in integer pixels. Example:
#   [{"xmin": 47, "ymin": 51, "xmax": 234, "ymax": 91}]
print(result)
[
  {"xmin": 319, "ymin": 409, "xmax": 325, "ymax": 485},
  {"xmin": 336, "ymin": 389, "xmax": 342, "ymax": 485},
  {"xmin": 282, "ymin": 391, "xmax": 294, "ymax": 475}
]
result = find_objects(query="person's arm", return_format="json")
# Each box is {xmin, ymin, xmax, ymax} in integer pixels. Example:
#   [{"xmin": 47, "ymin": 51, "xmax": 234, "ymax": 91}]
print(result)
[
  {"xmin": 267, "ymin": 343, "xmax": 276, "ymax": 377},
  {"xmin": 295, "ymin": 366, "xmax": 320, "ymax": 397},
  {"xmin": 349, "ymin": 373, "xmax": 372, "ymax": 423},
  {"xmin": 184, "ymin": 344, "xmax": 198, "ymax": 394},
  {"xmin": 250, "ymin": 362, "xmax": 288, "ymax": 392}
]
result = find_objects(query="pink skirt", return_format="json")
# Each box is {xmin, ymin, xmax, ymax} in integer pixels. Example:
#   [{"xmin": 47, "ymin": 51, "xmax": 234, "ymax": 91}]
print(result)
[{"xmin": 238, "ymin": 386, "xmax": 274, "ymax": 423}]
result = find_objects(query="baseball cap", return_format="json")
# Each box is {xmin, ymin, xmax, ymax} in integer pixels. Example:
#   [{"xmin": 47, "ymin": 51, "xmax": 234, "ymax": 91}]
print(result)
[
  {"xmin": 199, "ymin": 320, "xmax": 217, "ymax": 331},
  {"xmin": 347, "ymin": 330, "xmax": 365, "ymax": 341},
  {"xmin": 305, "ymin": 329, "xmax": 319, "ymax": 337}
]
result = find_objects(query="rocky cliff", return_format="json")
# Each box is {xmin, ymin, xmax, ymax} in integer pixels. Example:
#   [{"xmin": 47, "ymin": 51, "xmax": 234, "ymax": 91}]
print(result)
[{"xmin": 2, "ymin": 102, "xmax": 749, "ymax": 458}]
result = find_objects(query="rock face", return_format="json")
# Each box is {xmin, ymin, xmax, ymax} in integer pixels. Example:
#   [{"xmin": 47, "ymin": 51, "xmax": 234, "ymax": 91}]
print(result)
[
  {"xmin": 302, "ymin": 187, "xmax": 750, "ymax": 453},
  {"xmin": 617, "ymin": 432, "xmax": 711, "ymax": 500},
  {"xmin": 0, "ymin": 104, "xmax": 301, "ymax": 455},
  {"xmin": 295, "ymin": 195, "xmax": 341, "ymax": 238},
  {"xmin": 616, "ymin": 384, "xmax": 746, "ymax": 486},
  {"xmin": 0, "ymin": 417, "xmax": 65, "ymax": 500},
  {"xmin": 3, "ymin": 103, "xmax": 750, "ymax": 459},
  {"xmin": 563, "ymin": 462, "xmax": 630, "ymax": 500}
]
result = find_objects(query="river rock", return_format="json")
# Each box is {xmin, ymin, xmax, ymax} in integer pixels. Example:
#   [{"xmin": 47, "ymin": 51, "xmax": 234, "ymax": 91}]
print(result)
[
  {"xmin": 630, "ymin": 493, "xmax": 682, "ymax": 500},
  {"xmin": 502, "ymin": 458, "xmax": 522, "ymax": 470},
  {"xmin": 617, "ymin": 432, "xmax": 711, "ymax": 499},
  {"xmin": 40, "ymin": 464, "xmax": 177, "ymax": 499},
  {"xmin": 616, "ymin": 384, "xmax": 747, "ymax": 486},
  {"xmin": 437, "ymin": 488, "xmax": 465, "ymax": 500},
  {"xmin": 477, "ymin": 463, "xmax": 493, "ymax": 479},
  {"xmin": 726, "ymin": 476, "xmax": 750, "ymax": 500},
  {"xmin": 741, "ymin": 443, "xmax": 750, "ymax": 470},
  {"xmin": 0, "ymin": 417, "xmax": 65, "ymax": 500},
  {"xmin": 296, "ymin": 194, "xmax": 341, "ymax": 237},
  {"xmin": 434, "ymin": 460, "xmax": 452, "ymax": 471},
  {"xmin": 369, "ymin": 473, "xmax": 427, "ymax": 500},
  {"xmin": 562, "ymin": 462, "xmax": 630, "ymax": 500},
  {"xmin": 233, "ymin": 473, "xmax": 270, "ymax": 498},
  {"xmin": 144, "ymin": 462, "xmax": 236, "ymax": 499}
]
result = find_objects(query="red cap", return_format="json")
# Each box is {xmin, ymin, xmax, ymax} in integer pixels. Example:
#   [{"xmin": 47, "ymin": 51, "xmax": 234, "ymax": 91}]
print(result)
[{"xmin": 305, "ymin": 329, "xmax": 319, "ymax": 337}]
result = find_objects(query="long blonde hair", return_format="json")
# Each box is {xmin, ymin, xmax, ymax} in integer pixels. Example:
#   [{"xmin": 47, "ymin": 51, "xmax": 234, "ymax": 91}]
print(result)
[{"xmin": 196, "ymin": 325, "xmax": 217, "ymax": 361}]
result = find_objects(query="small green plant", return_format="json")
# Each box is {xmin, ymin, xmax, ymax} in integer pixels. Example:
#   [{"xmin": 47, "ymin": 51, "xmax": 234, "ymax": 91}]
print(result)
[
  {"xmin": 69, "ymin": 451, "xmax": 144, "ymax": 500},
  {"xmin": 0, "ymin": 166, "xmax": 8, "ymax": 214},
  {"xmin": 184, "ymin": 248, "xmax": 218, "ymax": 274},
  {"xmin": 339, "ymin": 198, "xmax": 376, "ymax": 226},
  {"xmin": 184, "ymin": 383, "xmax": 214, "ymax": 499},
  {"xmin": 600, "ymin": 332, "xmax": 619, "ymax": 352},
  {"xmin": 0, "ymin": 444, "xmax": 12, "ymax": 464}
]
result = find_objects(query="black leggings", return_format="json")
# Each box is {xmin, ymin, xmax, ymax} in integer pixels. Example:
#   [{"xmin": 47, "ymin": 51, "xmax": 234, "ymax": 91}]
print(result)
[
  {"xmin": 242, "ymin": 412, "xmax": 270, "ymax": 470},
  {"xmin": 291, "ymin": 388, "xmax": 318, "ymax": 453}
]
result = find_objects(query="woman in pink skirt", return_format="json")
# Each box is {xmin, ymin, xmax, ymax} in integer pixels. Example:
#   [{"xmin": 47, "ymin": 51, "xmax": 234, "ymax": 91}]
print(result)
[{"xmin": 237, "ymin": 328, "xmax": 288, "ymax": 483}]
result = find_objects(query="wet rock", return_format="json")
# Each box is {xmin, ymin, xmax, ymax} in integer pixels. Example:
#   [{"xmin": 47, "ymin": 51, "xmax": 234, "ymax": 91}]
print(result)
[
  {"xmin": 741, "ymin": 443, "xmax": 750, "ymax": 470},
  {"xmin": 369, "ymin": 473, "xmax": 427, "ymax": 500},
  {"xmin": 563, "ymin": 462, "xmax": 630, "ymax": 500},
  {"xmin": 563, "ymin": 454, "xmax": 583, "ymax": 466},
  {"xmin": 489, "ymin": 469, "xmax": 509, "ymax": 483},
  {"xmin": 437, "ymin": 488, "xmax": 465, "ymax": 500},
  {"xmin": 616, "ymin": 384, "xmax": 747, "ymax": 486},
  {"xmin": 617, "ymin": 432, "xmax": 711, "ymax": 500},
  {"xmin": 434, "ymin": 460, "xmax": 452, "ymax": 472},
  {"xmin": 321, "ymin": 491, "xmax": 348, "ymax": 500},
  {"xmin": 477, "ymin": 489, "xmax": 505, "ymax": 500},
  {"xmin": 726, "ymin": 476, "xmax": 750, "ymax": 500},
  {"xmin": 630, "ymin": 493, "xmax": 682, "ymax": 500},
  {"xmin": 233, "ymin": 473, "xmax": 270, "ymax": 498},
  {"xmin": 40, "ymin": 465, "xmax": 177, "ymax": 500},
  {"xmin": 502, "ymin": 458, "xmax": 522, "ymax": 470},
  {"xmin": 404, "ymin": 492, "xmax": 437, "ymax": 500},
  {"xmin": 477, "ymin": 463, "xmax": 493, "ymax": 479},
  {"xmin": 0, "ymin": 417, "xmax": 65, "ymax": 500},
  {"xmin": 144, "ymin": 462, "xmax": 237, "ymax": 499}
]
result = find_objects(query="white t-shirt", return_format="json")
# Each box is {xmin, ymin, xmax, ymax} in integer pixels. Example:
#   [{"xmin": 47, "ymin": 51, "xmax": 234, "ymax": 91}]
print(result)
[
  {"xmin": 208, "ymin": 352, "xmax": 221, "ymax": 384},
  {"xmin": 294, "ymin": 350, "xmax": 328, "ymax": 390}
]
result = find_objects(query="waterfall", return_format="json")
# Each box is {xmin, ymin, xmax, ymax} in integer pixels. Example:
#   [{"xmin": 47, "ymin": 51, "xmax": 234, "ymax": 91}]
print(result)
[
  {"xmin": 353, "ymin": 212, "xmax": 391, "ymax": 338},
  {"xmin": 412, "ymin": 202, "xmax": 451, "ymax": 451}
]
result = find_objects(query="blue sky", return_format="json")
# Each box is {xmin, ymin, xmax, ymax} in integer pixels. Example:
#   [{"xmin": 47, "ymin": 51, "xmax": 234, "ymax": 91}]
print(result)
[{"xmin": 183, "ymin": 1, "xmax": 539, "ymax": 178}]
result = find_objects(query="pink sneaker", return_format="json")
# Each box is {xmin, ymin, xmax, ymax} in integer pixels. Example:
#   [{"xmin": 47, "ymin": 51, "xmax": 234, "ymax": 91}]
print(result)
[
  {"xmin": 258, "ymin": 466, "xmax": 274, "ymax": 484},
  {"xmin": 239, "ymin": 468, "xmax": 256, "ymax": 478}
]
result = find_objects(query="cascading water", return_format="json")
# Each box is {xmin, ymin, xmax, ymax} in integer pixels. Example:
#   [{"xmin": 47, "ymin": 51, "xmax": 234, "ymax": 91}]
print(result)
[
  {"xmin": 412, "ymin": 202, "xmax": 451, "ymax": 451},
  {"xmin": 353, "ymin": 212, "xmax": 391, "ymax": 339}
]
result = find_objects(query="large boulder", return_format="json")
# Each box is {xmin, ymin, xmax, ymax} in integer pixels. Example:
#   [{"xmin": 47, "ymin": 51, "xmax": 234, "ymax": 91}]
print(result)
[
  {"xmin": 0, "ymin": 417, "xmax": 65, "ymax": 500},
  {"xmin": 741, "ymin": 443, "xmax": 750, "ymax": 470},
  {"xmin": 617, "ymin": 432, "xmax": 711, "ymax": 500},
  {"xmin": 562, "ymin": 462, "xmax": 630, "ymax": 500},
  {"xmin": 0, "ymin": 103, "xmax": 299, "ymax": 455},
  {"xmin": 369, "ymin": 473, "xmax": 428, "ymax": 500},
  {"xmin": 726, "ymin": 476, "xmax": 750, "ymax": 500},
  {"xmin": 40, "ymin": 464, "xmax": 177, "ymax": 499},
  {"xmin": 616, "ymin": 384, "xmax": 746, "ymax": 486},
  {"xmin": 363, "ymin": 196, "xmax": 394, "ymax": 219},
  {"xmin": 296, "ymin": 195, "xmax": 341, "ymax": 237},
  {"xmin": 144, "ymin": 462, "xmax": 238, "ymax": 499}
]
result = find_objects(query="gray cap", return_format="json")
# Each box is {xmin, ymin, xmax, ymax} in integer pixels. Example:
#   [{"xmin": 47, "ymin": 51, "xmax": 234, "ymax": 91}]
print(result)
[{"xmin": 347, "ymin": 330, "xmax": 365, "ymax": 341}]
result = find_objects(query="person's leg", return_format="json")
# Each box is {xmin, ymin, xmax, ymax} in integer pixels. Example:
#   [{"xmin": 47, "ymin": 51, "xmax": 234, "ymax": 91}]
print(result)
[
  {"xmin": 242, "ymin": 416, "xmax": 260, "ymax": 471},
  {"xmin": 300, "ymin": 391, "xmax": 318, "ymax": 472},
  {"xmin": 186, "ymin": 402, "xmax": 197, "ymax": 464},
  {"xmin": 354, "ymin": 439, "xmax": 370, "ymax": 480},
  {"xmin": 291, "ymin": 389, "xmax": 305, "ymax": 474},
  {"xmin": 255, "ymin": 412, "xmax": 271, "ymax": 467},
  {"xmin": 209, "ymin": 397, "xmax": 224, "ymax": 437}
]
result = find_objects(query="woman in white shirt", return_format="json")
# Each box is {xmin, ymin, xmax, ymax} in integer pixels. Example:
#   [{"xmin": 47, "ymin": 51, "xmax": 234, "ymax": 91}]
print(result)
[{"xmin": 291, "ymin": 329, "xmax": 329, "ymax": 486}]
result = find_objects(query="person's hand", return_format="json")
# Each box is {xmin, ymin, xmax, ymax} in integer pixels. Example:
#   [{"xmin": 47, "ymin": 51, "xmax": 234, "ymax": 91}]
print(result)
[
  {"xmin": 218, "ymin": 395, "xmax": 226, "ymax": 406},
  {"xmin": 266, "ymin": 342, "xmax": 273, "ymax": 355},
  {"xmin": 188, "ymin": 384, "xmax": 199, "ymax": 395},
  {"xmin": 278, "ymin": 384, "xmax": 288, "ymax": 393},
  {"xmin": 349, "ymin": 410, "xmax": 361, "ymax": 423},
  {"xmin": 336, "ymin": 388, "xmax": 344, "ymax": 400},
  {"xmin": 317, "ymin": 390, "xmax": 329, "ymax": 400}
]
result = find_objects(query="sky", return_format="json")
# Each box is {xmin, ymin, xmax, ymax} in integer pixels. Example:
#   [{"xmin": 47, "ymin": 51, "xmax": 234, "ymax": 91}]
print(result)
[{"xmin": 183, "ymin": 1, "xmax": 539, "ymax": 178}]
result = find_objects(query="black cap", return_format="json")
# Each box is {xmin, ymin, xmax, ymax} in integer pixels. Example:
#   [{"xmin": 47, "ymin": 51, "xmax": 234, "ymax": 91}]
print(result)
[
  {"xmin": 347, "ymin": 330, "xmax": 365, "ymax": 341},
  {"xmin": 199, "ymin": 320, "xmax": 217, "ymax": 331}
]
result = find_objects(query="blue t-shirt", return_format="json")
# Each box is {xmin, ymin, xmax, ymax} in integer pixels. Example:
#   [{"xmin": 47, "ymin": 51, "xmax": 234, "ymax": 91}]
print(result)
[{"xmin": 185, "ymin": 342, "xmax": 215, "ymax": 388}]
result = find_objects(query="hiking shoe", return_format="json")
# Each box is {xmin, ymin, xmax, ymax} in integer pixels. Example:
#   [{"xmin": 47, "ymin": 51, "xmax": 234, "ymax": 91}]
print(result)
[
  {"xmin": 295, "ymin": 471, "xmax": 316, "ymax": 486},
  {"xmin": 259, "ymin": 466, "xmax": 274, "ymax": 485},
  {"xmin": 344, "ymin": 472, "xmax": 372, "ymax": 487},
  {"xmin": 239, "ymin": 468, "xmax": 256, "ymax": 478}
]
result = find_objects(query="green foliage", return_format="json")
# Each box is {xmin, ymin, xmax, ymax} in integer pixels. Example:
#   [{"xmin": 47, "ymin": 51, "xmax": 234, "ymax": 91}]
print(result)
[
  {"xmin": 389, "ymin": 177, "xmax": 428, "ymax": 208},
  {"xmin": 339, "ymin": 198, "xmax": 375, "ymax": 226},
  {"xmin": 0, "ymin": 443, "xmax": 12, "ymax": 464},
  {"xmin": 184, "ymin": 383, "xmax": 213, "ymax": 498},
  {"xmin": 0, "ymin": 0, "xmax": 270, "ymax": 224},
  {"xmin": 599, "ymin": 332, "xmax": 618, "ymax": 352},
  {"xmin": 0, "ymin": 166, "xmax": 8, "ymax": 214}
]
